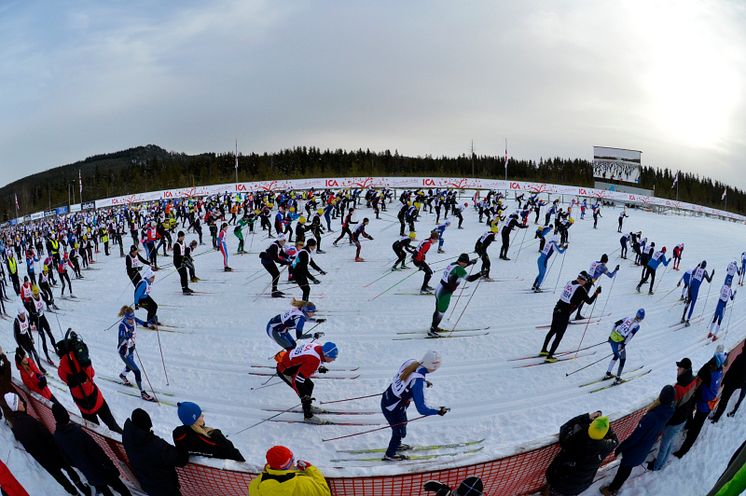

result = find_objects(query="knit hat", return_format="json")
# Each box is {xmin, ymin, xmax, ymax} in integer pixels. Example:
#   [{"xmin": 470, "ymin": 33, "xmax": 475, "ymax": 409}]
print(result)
[
  {"xmin": 177, "ymin": 401, "xmax": 202, "ymax": 426},
  {"xmin": 321, "ymin": 342, "xmax": 338, "ymax": 360},
  {"xmin": 52, "ymin": 402, "xmax": 70, "ymax": 425},
  {"xmin": 659, "ymin": 385, "xmax": 675, "ymax": 406},
  {"xmin": 141, "ymin": 267, "xmax": 154, "ymax": 280},
  {"xmin": 455, "ymin": 476, "xmax": 484, "ymax": 496},
  {"xmin": 587, "ymin": 416, "xmax": 610, "ymax": 440},
  {"xmin": 715, "ymin": 352, "xmax": 726, "ymax": 368},
  {"xmin": 4, "ymin": 392, "xmax": 19, "ymax": 412},
  {"xmin": 131, "ymin": 408, "xmax": 152, "ymax": 431},
  {"xmin": 457, "ymin": 253, "xmax": 470, "ymax": 264},
  {"xmin": 421, "ymin": 350, "xmax": 442, "ymax": 372},
  {"xmin": 266, "ymin": 445, "xmax": 294, "ymax": 470}
]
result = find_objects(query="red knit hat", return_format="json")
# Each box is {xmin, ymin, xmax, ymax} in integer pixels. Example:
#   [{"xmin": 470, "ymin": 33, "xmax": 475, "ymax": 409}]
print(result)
[{"xmin": 266, "ymin": 446, "xmax": 294, "ymax": 470}]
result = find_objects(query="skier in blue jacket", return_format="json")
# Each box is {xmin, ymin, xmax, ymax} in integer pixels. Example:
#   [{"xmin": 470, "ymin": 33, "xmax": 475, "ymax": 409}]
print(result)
[
  {"xmin": 133, "ymin": 266, "xmax": 159, "ymax": 328},
  {"xmin": 532, "ymin": 234, "xmax": 565, "ymax": 292},
  {"xmin": 266, "ymin": 299, "xmax": 325, "ymax": 351},
  {"xmin": 681, "ymin": 261, "xmax": 714, "ymax": 325}
]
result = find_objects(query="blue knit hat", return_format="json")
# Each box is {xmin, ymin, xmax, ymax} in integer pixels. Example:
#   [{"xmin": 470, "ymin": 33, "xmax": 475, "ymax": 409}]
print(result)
[{"xmin": 177, "ymin": 401, "xmax": 202, "ymax": 426}]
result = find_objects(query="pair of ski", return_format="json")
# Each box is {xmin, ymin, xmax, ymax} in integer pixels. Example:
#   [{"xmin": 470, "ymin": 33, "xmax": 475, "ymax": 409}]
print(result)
[
  {"xmin": 513, "ymin": 350, "xmax": 597, "ymax": 368},
  {"xmin": 670, "ymin": 315, "xmax": 704, "ymax": 331},
  {"xmin": 534, "ymin": 313, "xmax": 611, "ymax": 329},
  {"xmin": 99, "ymin": 376, "xmax": 170, "ymax": 404},
  {"xmin": 585, "ymin": 367, "xmax": 653, "ymax": 394},
  {"xmin": 248, "ymin": 370, "xmax": 360, "ymax": 380},
  {"xmin": 393, "ymin": 326, "xmax": 491, "ymax": 341},
  {"xmin": 331, "ymin": 439, "xmax": 485, "ymax": 464}
]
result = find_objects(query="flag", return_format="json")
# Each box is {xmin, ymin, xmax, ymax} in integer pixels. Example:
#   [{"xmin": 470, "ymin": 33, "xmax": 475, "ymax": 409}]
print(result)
[
  {"xmin": 235, "ymin": 140, "xmax": 239, "ymax": 171},
  {"xmin": 504, "ymin": 140, "xmax": 508, "ymax": 173},
  {"xmin": 14, "ymin": 193, "xmax": 19, "ymax": 211},
  {"xmin": 79, "ymin": 169, "xmax": 82, "ymax": 196},
  {"xmin": 722, "ymin": 188, "xmax": 727, "ymax": 201},
  {"xmin": 672, "ymin": 171, "xmax": 679, "ymax": 188}
]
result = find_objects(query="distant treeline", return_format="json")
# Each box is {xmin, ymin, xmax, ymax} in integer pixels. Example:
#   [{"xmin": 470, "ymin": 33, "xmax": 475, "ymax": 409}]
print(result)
[{"xmin": 1, "ymin": 144, "xmax": 742, "ymax": 220}]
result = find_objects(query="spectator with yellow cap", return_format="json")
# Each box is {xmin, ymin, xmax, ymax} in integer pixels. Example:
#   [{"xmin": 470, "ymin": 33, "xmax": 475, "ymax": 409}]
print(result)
[
  {"xmin": 248, "ymin": 445, "xmax": 331, "ymax": 496},
  {"xmin": 544, "ymin": 411, "xmax": 618, "ymax": 495}
]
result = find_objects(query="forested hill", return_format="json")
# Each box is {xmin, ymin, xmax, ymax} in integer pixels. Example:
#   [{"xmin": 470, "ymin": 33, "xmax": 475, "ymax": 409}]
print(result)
[{"xmin": 1, "ymin": 144, "xmax": 743, "ymax": 220}]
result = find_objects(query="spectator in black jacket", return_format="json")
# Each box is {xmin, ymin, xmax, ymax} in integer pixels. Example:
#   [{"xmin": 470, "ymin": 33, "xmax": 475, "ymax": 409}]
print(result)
[
  {"xmin": 122, "ymin": 408, "xmax": 189, "ymax": 496},
  {"xmin": 4, "ymin": 392, "xmax": 89, "ymax": 495},
  {"xmin": 544, "ymin": 412, "xmax": 618, "ymax": 495},
  {"xmin": 52, "ymin": 402, "xmax": 133, "ymax": 496},
  {"xmin": 0, "ymin": 347, "xmax": 12, "ymax": 421},
  {"xmin": 711, "ymin": 350, "xmax": 746, "ymax": 422},
  {"xmin": 172, "ymin": 401, "xmax": 244, "ymax": 461}
]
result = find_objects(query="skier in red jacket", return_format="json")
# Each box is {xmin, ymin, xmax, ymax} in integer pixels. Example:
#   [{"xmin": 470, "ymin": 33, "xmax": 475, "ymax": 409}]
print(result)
[{"xmin": 276, "ymin": 342, "xmax": 338, "ymax": 424}]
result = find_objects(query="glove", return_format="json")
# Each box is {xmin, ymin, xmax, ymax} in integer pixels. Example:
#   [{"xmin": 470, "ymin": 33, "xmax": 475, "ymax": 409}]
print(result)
[
  {"xmin": 315, "ymin": 318, "xmax": 327, "ymax": 323},
  {"xmin": 135, "ymin": 304, "xmax": 140, "ymax": 310},
  {"xmin": 614, "ymin": 265, "xmax": 620, "ymax": 271},
  {"xmin": 313, "ymin": 332, "xmax": 325, "ymax": 340},
  {"xmin": 437, "ymin": 406, "xmax": 449, "ymax": 416},
  {"xmin": 425, "ymin": 380, "xmax": 433, "ymax": 388},
  {"xmin": 312, "ymin": 279, "xmax": 321, "ymax": 285},
  {"xmin": 677, "ymin": 282, "xmax": 681, "ymax": 287},
  {"xmin": 369, "ymin": 236, "xmax": 374, "ymax": 240},
  {"xmin": 319, "ymin": 270, "xmax": 327, "ymax": 275},
  {"xmin": 318, "ymin": 366, "xmax": 328, "ymax": 374},
  {"xmin": 595, "ymin": 287, "xmax": 602, "ymax": 295},
  {"xmin": 38, "ymin": 375, "xmax": 48, "ymax": 389},
  {"xmin": 296, "ymin": 460, "xmax": 312, "ymax": 471}
]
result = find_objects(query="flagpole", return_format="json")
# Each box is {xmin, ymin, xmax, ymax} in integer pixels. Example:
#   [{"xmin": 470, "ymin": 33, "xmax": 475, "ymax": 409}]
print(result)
[
  {"xmin": 504, "ymin": 138, "xmax": 508, "ymax": 181},
  {"xmin": 235, "ymin": 139, "xmax": 239, "ymax": 184}
]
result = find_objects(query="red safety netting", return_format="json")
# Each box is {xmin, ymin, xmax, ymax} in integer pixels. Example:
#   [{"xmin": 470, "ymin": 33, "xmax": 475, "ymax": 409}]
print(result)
[{"xmin": 11, "ymin": 339, "xmax": 742, "ymax": 496}]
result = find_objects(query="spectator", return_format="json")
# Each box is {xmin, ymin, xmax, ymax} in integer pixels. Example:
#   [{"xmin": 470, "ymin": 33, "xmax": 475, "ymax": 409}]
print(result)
[
  {"xmin": 3, "ymin": 392, "xmax": 89, "ymax": 495},
  {"xmin": 674, "ymin": 349, "xmax": 726, "ymax": 458},
  {"xmin": 544, "ymin": 412, "xmax": 618, "ymax": 495},
  {"xmin": 52, "ymin": 402, "xmax": 133, "ymax": 496},
  {"xmin": 424, "ymin": 476, "xmax": 484, "ymax": 495},
  {"xmin": 600, "ymin": 385, "xmax": 676, "ymax": 495},
  {"xmin": 14, "ymin": 347, "xmax": 58, "ymax": 406},
  {"xmin": 0, "ymin": 347, "xmax": 12, "ymax": 421},
  {"xmin": 172, "ymin": 401, "xmax": 244, "ymax": 461},
  {"xmin": 705, "ymin": 440, "xmax": 746, "ymax": 496},
  {"xmin": 122, "ymin": 408, "xmax": 189, "ymax": 496},
  {"xmin": 711, "ymin": 350, "xmax": 746, "ymax": 423},
  {"xmin": 56, "ymin": 329, "xmax": 122, "ymax": 434},
  {"xmin": 649, "ymin": 357, "xmax": 699, "ymax": 471},
  {"xmin": 248, "ymin": 445, "xmax": 331, "ymax": 495}
]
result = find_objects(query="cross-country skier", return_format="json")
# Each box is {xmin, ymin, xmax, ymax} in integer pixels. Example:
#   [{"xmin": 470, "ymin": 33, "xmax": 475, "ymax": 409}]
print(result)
[
  {"xmin": 391, "ymin": 232, "xmax": 417, "ymax": 271},
  {"xmin": 380, "ymin": 351, "xmax": 448, "ymax": 461},
  {"xmin": 672, "ymin": 243, "xmax": 684, "ymax": 270},
  {"xmin": 429, "ymin": 254, "xmax": 482, "ymax": 337},
  {"xmin": 116, "ymin": 306, "xmax": 155, "ymax": 401},
  {"xmin": 592, "ymin": 202, "xmax": 602, "ymax": 229},
  {"xmin": 619, "ymin": 232, "xmax": 633, "ymax": 259},
  {"xmin": 636, "ymin": 246, "xmax": 669, "ymax": 295},
  {"xmin": 474, "ymin": 226, "xmax": 498, "ymax": 281},
  {"xmin": 740, "ymin": 251, "xmax": 746, "ymax": 286},
  {"xmin": 540, "ymin": 272, "xmax": 601, "ymax": 362},
  {"xmin": 433, "ymin": 220, "xmax": 450, "ymax": 254},
  {"xmin": 275, "ymin": 341, "xmax": 338, "ymax": 424},
  {"xmin": 291, "ymin": 239, "xmax": 326, "ymax": 301},
  {"xmin": 412, "ymin": 232, "xmax": 438, "ymax": 294},
  {"xmin": 134, "ymin": 266, "xmax": 159, "ymax": 328},
  {"xmin": 13, "ymin": 303, "xmax": 46, "ymax": 374},
  {"xmin": 707, "ymin": 284, "xmax": 736, "ymax": 341},
  {"xmin": 333, "ymin": 208, "xmax": 357, "ymax": 246},
  {"xmin": 617, "ymin": 210, "xmax": 628, "ymax": 233},
  {"xmin": 259, "ymin": 234, "xmax": 291, "ymax": 298},
  {"xmin": 218, "ymin": 223, "xmax": 232, "ymax": 272},
  {"xmin": 725, "ymin": 259, "xmax": 741, "ymax": 287},
  {"xmin": 173, "ymin": 231, "xmax": 193, "ymax": 295},
  {"xmin": 681, "ymin": 261, "xmax": 713, "ymax": 326},
  {"xmin": 532, "ymin": 234, "xmax": 565, "ymax": 292},
  {"xmin": 499, "ymin": 213, "xmax": 527, "ymax": 260},
  {"xmin": 574, "ymin": 255, "xmax": 619, "ymax": 320},
  {"xmin": 535, "ymin": 224, "xmax": 553, "ymax": 252},
  {"xmin": 266, "ymin": 299, "xmax": 326, "ymax": 351},
  {"xmin": 126, "ymin": 245, "xmax": 152, "ymax": 287},
  {"xmin": 677, "ymin": 267, "xmax": 694, "ymax": 301},
  {"xmin": 604, "ymin": 309, "xmax": 645, "ymax": 384},
  {"xmin": 351, "ymin": 218, "xmax": 374, "ymax": 262},
  {"xmin": 29, "ymin": 286, "xmax": 57, "ymax": 366}
]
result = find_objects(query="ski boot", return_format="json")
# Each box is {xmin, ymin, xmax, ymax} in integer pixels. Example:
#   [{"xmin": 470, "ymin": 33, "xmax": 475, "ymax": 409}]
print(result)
[
  {"xmin": 316, "ymin": 249, "xmax": 326, "ymax": 254},
  {"xmin": 382, "ymin": 454, "xmax": 409, "ymax": 462},
  {"xmin": 141, "ymin": 390, "xmax": 156, "ymax": 402},
  {"xmin": 396, "ymin": 444, "xmax": 413, "ymax": 452},
  {"xmin": 574, "ymin": 314, "xmax": 586, "ymax": 321},
  {"xmin": 304, "ymin": 415, "xmax": 330, "ymax": 425},
  {"xmin": 400, "ymin": 264, "xmax": 409, "ymax": 269},
  {"xmin": 538, "ymin": 351, "xmax": 548, "ymax": 357},
  {"xmin": 437, "ymin": 248, "xmax": 445, "ymax": 254},
  {"xmin": 182, "ymin": 288, "xmax": 195, "ymax": 295},
  {"xmin": 119, "ymin": 374, "xmax": 133, "ymax": 386},
  {"xmin": 544, "ymin": 356, "xmax": 558, "ymax": 363},
  {"xmin": 355, "ymin": 257, "xmax": 365, "ymax": 262},
  {"xmin": 224, "ymin": 266, "xmax": 233, "ymax": 272},
  {"xmin": 391, "ymin": 266, "xmax": 399, "ymax": 272},
  {"xmin": 604, "ymin": 371, "xmax": 614, "ymax": 380},
  {"xmin": 613, "ymin": 376, "xmax": 624, "ymax": 385},
  {"xmin": 271, "ymin": 290, "xmax": 285, "ymax": 298}
]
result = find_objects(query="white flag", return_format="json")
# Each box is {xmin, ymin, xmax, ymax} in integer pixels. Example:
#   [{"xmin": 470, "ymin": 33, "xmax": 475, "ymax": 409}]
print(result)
[
  {"xmin": 722, "ymin": 188, "xmax": 727, "ymax": 201},
  {"xmin": 671, "ymin": 171, "xmax": 679, "ymax": 188}
]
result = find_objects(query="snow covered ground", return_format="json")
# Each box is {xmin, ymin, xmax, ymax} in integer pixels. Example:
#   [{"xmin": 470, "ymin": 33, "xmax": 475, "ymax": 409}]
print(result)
[{"xmin": 1, "ymin": 197, "xmax": 744, "ymax": 495}]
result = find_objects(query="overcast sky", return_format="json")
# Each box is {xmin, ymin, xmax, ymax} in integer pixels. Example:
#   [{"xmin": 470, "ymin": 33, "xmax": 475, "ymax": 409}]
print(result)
[{"xmin": 1, "ymin": 0, "xmax": 744, "ymax": 189}]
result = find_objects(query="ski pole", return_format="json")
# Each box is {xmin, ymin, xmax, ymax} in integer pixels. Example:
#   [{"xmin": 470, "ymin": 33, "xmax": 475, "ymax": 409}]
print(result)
[
  {"xmin": 369, "ymin": 269, "xmax": 420, "ymax": 301},
  {"xmin": 320, "ymin": 392, "xmax": 380, "ymax": 405},
  {"xmin": 250, "ymin": 380, "xmax": 282, "ymax": 391},
  {"xmin": 154, "ymin": 326, "xmax": 170, "ymax": 386},
  {"xmin": 363, "ymin": 268, "xmax": 396, "ymax": 288},
  {"xmin": 700, "ymin": 278, "xmax": 714, "ymax": 318},
  {"xmin": 448, "ymin": 276, "xmax": 483, "ymax": 335},
  {"xmin": 446, "ymin": 262, "xmax": 476, "ymax": 324},
  {"xmin": 599, "ymin": 273, "xmax": 617, "ymax": 317},
  {"xmin": 655, "ymin": 284, "xmax": 679, "ymax": 304},
  {"xmin": 574, "ymin": 298, "xmax": 598, "ymax": 357},
  {"xmin": 513, "ymin": 227, "xmax": 529, "ymax": 263},
  {"xmin": 252, "ymin": 265, "xmax": 288, "ymax": 301},
  {"xmin": 553, "ymin": 250, "xmax": 568, "ymax": 294},
  {"xmin": 721, "ymin": 296, "xmax": 736, "ymax": 341},
  {"xmin": 653, "ymin": 264, "xmax": 671, "ymax": 294},
  {"xmin": 134, "ymin": 348, "xmax": 161, "ymax": 404},
  {"xmin": 565, "ymin": 352, "xmax": 614, "ymax": 377},
  {"xmin": 230, "ymin": 402, "xmax": 302, "ymax": 437},
  {"xmin": 322, "ymin": 415, "xmax": 428, "ymax": 442}
]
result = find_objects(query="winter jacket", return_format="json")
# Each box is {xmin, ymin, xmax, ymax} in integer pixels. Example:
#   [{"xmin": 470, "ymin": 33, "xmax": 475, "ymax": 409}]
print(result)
[
  {"xmin": 545, "ymin": 413, "xmax": 619, "ymax": 495},
  {"xmin": 723, "ymin": 352, "xmax": 746, "ymax": 387},
  {"xmin": 57, "ymin": 352, "xmax": 104, "ymax": 415},
  {"xmin": 8, "ymin": 411, "xmax": 68, "ymax": 471},
  {"xmin": 54, "ymin": 422, "xmax": 120, "ymax": 486},
  {"xmin": 706, "ymin": 441, "xmax": 746, "ymax": 496},
  {"xmin": 616, "ymin": 403, "xmax": 675, "ymax": 467},
  {"xmin": 171, "ymin": 425, "xmax": 245, "ymax": 461},
  {"xmin": 248, "ymin": 464, "xmax": 331, "ymax": 496},
  {"xmin": 696, "ymin": 364, "xmax": 724, "ymax": 413},
  {"xmin": 122, "ymin": 419, "xmax": 189, "ymax": 496},
  {"xmin": 0, "ymin": 460, "xmax": 29, "ymax": 496},
  {"xmin": 0, "ymin": 353, "xmax": 12, "ymax": 420},
  {"xmin": 16, "ymin": 358, "xmax": 53, "ymax": 401},
  {"xmin": 668, "ymin": 368, "xmax": 699, "ymax": 426}
]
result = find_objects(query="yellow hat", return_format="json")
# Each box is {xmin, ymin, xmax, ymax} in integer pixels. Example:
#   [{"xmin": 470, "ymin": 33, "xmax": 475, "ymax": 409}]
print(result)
[
  {"xmin": 317, "ymin": 208, "xmax": 324, "ymax": 215},
  {"xmin": 32, "ymin": 285, "xmax": 40, "ymax": 296},
  {"xmin": 490, "ymin": 226, "xmax": 499, "ymax": 233},
  {"xmin": 408, "ymin": 232, "xmax": 417, "ymax": 239},
  {"xmin": 588, "ymin": 416, "xmax": 610, "ymax": 440},
  {"xmin": 299, "ymin": 216, "xmax": 307, "ymax": 224}
]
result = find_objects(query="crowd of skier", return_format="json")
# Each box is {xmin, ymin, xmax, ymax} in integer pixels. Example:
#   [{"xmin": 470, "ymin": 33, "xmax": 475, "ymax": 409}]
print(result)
[{"xmin": 0, "ymin": 185, "xmax": 743, "ymax": 496}]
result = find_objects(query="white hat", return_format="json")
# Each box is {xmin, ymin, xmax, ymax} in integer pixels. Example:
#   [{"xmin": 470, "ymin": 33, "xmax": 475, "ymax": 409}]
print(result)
[
  {"xmin": 16, "ymin": 301, "xmax": 27, "ymax": 316},
  {"xmin": 277, "ymin": 233, "xmax": 286, "ymax": 241},
  {"xmin": 4, "ymin": 392, "xmax": 19, "ymax": 412},
  {"xmin": 421, "ymin": 350, "xmax": 442, "ymax": 372},
  {"xmin": 141, "ymin": 267, "xmax": 155, "ymax": 280}
]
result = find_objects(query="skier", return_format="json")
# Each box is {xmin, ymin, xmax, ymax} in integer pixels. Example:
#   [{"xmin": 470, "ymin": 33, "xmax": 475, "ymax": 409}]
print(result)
[
  {"xmin": 725, "ymin": 259, "xmax": 741, "ymax": 287},
  {"xmin": 333, "ymin": 207, "xmax": 357, "ymax": 246},
  {"xmin": 29, "ymin": 286, "xmax": 57, "ymax": 366},
  {"xmin": 291, "ymin": 239, "xmax": 326, "ymax": 301},
  {"xmin": 380, "ymin": 351, "xmax": 448, "ymax": 461},
  {"xmin": 134, "ymin": 266, "xmax": 159, "ymax": 328},
  {"xmin": 540, "ymin": 272, "xmax": 602, "ymax": 362},
  {"xmin": 636, "ymin": 246, "xmax": 669, "ymax": 295},
  {"xmin": 574, "ymin": 254, "xmax": 619, "ymax": 320},
  {"xmin": 351, "ymin": 218, "xmax": 374, "ymax": 262},
  {"xmin": 391, "ymin": 232, "xmax": 417, "ymax": 271},
  {"xmin": 532, "ymin": 234, "xmax": 565, "ymax": 292},
  {"xmin": 433, "ymin": 220, "xmax": 450, "ymax": 254},
  {"xmin": 604, "ymin": 309, "xmax": 645, "ymax": 383},
  {"xmin": 266, "ymin": 299, "xmax": 325, "ymax": 351},
  {"xmin": 619, "ymin": 232, "xmax": 633, "ymax": 260},
  {"xmin": 173, "ymin": 231, "xmax": 193, "ymax": 295},
  {"xmin": 412, "ymin": 231, "xmax": 438, "ymax": 294},
  {"xmin": 474, "ymin": 226, "xmax": 498, "ymax": 281},
  {"xmin": 498, "ymin": 213, "xmax": 527, "ymax": 261},
  {"xmin": 681, "ymin": 261, "xmax": 714, "ymax": 326},
  {"xmin": 218, "ymin": 223, "xmax": 232, "ymax": 272},
  {"xmin": 275, "ymin": 341, "xmax": 338, "ymax": 423},
  {"xmin": 56, "ymin": 251, "xmax": 75, "ymax": 297},
  {"xmin": 429, "ymin": 254, "xmax": 482, "ymax": 337},
  {"xmin": 591, "ymin": 202, "xmax": 602, "ymax": 229},
  {"xmin": 15, "ymin": 347, "xmax": 58, "ymax": 405},
  {"xmin": 677, "ymin": 267, "xmax": 694, "ymax": 301},
  {"xmin": 740, "ymin": 251, "xmax": 746, "ymax": 286},
  {"xmin": 126, "ymin": 244, "xmax": 152, "ymax": 287},
  {"xmin": 672, "ymin": 243, "xmax": 684, "ymax": 270},
  {"xmin": 259, "ymin": 234, "xmax": 291, "ymax": 298},
  {"xmin": 116, "ymin": 306, "xmax": 155, "ymax": 401},
  {"xmin": 617, "ymin": 209, "xmax": 628, "ymax": 233},
  {"xmin": 535, "ymin": 224, "xmax": 553, "ymax": 252},
  {"xmin": 707, "ymin": 284, "xmax": 736, "ymax": 341},
  {"xmin": 13, "ymin": 303, "xmax": 45, "ymax": 374}
]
